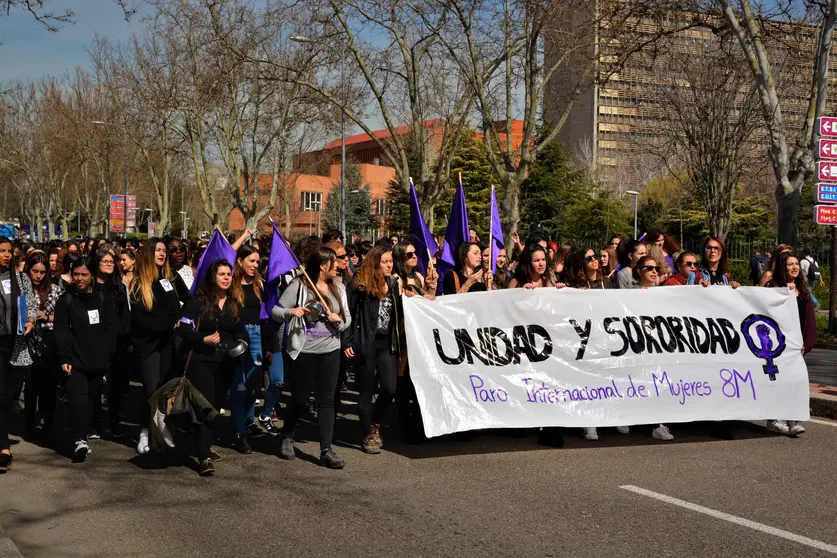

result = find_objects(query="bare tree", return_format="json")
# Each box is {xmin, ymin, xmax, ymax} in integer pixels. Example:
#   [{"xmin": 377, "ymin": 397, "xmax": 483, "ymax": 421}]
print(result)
[
  {"xmin": 706, "ymin": 0, "xmax": 837, "ymax": 246},
  {"xmin": 641, "ymin": 34, "xmax": 763, "ymax": 240}
]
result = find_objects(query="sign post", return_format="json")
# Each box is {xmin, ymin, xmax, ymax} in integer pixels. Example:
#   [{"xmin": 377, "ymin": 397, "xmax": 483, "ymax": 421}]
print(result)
[{"xmin": 815, "ymin": 117, "xmax": 837, "ymax": 333}]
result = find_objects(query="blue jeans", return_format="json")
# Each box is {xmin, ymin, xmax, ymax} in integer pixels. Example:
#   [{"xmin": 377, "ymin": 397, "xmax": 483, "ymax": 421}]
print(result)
[
  {"xmin": 230, "ymin": 324, "xmax": 262, "ymax": 436},
  {"xmin": 259, "ymin": 346, "xmax": 285, "ymax": 421}
]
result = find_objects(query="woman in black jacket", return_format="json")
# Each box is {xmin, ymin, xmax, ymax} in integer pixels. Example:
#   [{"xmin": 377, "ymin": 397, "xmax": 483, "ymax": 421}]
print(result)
[
  {"xmin": 130, "ymin": 238, "xmax": 189, "ymax": 455},
  {"xmin": 54, "ymin": 256, "xmax": 119, "ymax": 462},
  {"xmin": 179, "ymin": 259, "xmax": 248, "ymax": 476},
  {"xmin": 344, "ymin": 246, "xmax": 401, "ymax": 454}
]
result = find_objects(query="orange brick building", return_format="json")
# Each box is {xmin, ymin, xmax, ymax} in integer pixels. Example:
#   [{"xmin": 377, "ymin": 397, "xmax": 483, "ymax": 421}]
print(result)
[{"xmin": 228, "ymin": 120, "xmax": 525, "ymax": 239}]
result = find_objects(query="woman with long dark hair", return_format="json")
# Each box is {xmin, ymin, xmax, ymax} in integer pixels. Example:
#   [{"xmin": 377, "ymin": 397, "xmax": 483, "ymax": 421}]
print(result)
[
  {"xmin": 566, "ymin": 247, "xmax": 610, "ymax": 290},
  {"xmin": 130, "ymin": 238, "xmax": 188, "ymax": 455},
  {"xmin": 54, "ymin": 255, "xmax": 118, "ymax": 462},
  {"xmin": 0, "ymin": 236, "xmax": 36, "ymax": 472},
  {"xmin": 272, "ymin": 246, "xmax": 350, "ymax": 469},
  {"xmin": 509, "ymin": 244, "xmax": 555, "ymax": 289},
  {"xmin": 614, "ymin": 240, "xmax": 646, "ymax": 289},
  {"xmin": 442, "ymin": 242, "xmax": 489, "ymax": 294},
  {"xmin": 228, "ymin": 244, "xmax": 270, "ymax": 453},
  {"xmin": 344, "ymin": 246, "xmax": 401, "ymax": 454},
  {"xmin": 179, "ymin": 260, "xmax": 248, "ymax": 475},
  {"xmin": 758, "ymin": 243, "xmax": 793, "ymax": 287},
  {"xmin": 58, "ymin": 252, "xmax": 81, "ymax": 291},
  {"xmin": 688, "ymin": 236, "xmax": 740, "ymax": 288},
  {"xmin": 23, "ymin": 252, "xmax": 63, "ymax": 443},
  {"xmin": 393, "ymin": 243, "xmax": 437, "ymax": 300},
  {"xmin": 764, "ymin": 252, "xmax": 815, "ymax": 437}
]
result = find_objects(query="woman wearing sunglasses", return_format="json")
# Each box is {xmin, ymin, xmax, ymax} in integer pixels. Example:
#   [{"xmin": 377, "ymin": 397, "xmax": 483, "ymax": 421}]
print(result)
[
  {"xmin": 633, "ymin": 256, "xmax": 674, "ymax": 441},
  {"xmin": 565, "ymin": 247, "xmax": 610, "ymax": 290},
  {"xmin": 664, "ymin": 252, "xmax": 697, "ymax": 286},
  {"xmin": 687, "ymin": 237, "xmax": 740, "ymax": 288},
  {"xmin": 167, "ymin": 239, "xmax": 193, "ymax": 291}
]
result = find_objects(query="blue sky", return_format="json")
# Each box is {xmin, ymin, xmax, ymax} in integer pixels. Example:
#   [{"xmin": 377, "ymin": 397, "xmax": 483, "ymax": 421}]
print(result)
[{"xmin": 0, "ymin": 0, "xmax": 138, "ymax": 83}]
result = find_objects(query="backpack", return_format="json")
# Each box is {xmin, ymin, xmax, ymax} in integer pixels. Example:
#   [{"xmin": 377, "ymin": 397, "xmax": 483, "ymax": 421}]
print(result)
[
  {"xmin": 806, "ymin": 256, "xmax": 820, "ymax": 283},
  {"xmin": 750, "ymin": 255, "xmax": 766, "ymax": 281}
]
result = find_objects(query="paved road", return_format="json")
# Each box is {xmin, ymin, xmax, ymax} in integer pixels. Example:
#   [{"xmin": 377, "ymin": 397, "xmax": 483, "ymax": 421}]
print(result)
[
  {"xmin": 2, "ymin": 397, "xmax": 837, "ymax": 556},
  {"xmin": 805, "ymin": 348, "xmax": 837, "ymax": 386}
]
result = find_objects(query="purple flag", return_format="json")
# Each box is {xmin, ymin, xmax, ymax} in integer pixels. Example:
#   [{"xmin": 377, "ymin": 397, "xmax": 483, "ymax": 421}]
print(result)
[
  {"xmin": 409, "ymin": 183, "xmax": 437, "ymax": 275},
  {"xmin": 191, "ymin": 229, "xmax": 237, "ymax": 294},
  {"xmin": 489, "ymin": 186, "xmax": 504, "ymax": 275},
  {"xmin": 437, "ymin": 177, "xmax": 469, "ymax": 294},
  {"xmin": 260, "ymin": 222, "xmax": 301, "ymax": 319}
]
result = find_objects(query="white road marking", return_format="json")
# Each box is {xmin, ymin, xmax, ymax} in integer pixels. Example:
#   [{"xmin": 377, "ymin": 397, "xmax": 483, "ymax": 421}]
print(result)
[
  {"xmin": 810, "ymin": 418, "xmax": 837, "ymax": 427},
  {"xmin": 620, "ymin": 485, "xmax": 837, "ymax": 555}
]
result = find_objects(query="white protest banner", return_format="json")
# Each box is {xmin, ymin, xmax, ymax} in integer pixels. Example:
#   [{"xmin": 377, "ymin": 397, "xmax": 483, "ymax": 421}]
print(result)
[{"xmin": 403, "ymin": 286, "xmax": 810, "ymax": 438}]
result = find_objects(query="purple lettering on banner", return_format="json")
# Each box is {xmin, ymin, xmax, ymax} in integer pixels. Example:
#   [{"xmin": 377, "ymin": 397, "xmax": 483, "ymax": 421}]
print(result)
[
  {"xmin": 469, "ymin": 374, "xmax": 484, "ymax": 401},
  {"xmin": 469, "ymin": 374, "xmax": 509, "ymax": 404},
  {"xmin": 719, "ymin": 368, "xmax": 757, "ymax": 400},
  {"xmin": 638, "ymin": 385, "xmax": 647, "ymax": 397}
]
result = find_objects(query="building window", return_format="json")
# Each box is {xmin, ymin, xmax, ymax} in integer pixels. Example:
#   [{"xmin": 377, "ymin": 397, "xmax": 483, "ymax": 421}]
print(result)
[
  {"xmin": 375, "ymin": 198, "xmax": 388, "ymax": 216},
  {"xmin": 301, "ymin": 191, "xmax": 322, "ymax": 211}
]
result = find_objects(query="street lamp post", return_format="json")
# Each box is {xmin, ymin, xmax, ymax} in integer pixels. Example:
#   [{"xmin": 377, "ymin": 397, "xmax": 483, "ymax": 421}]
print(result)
[
  {"xmin": 626, "ymin": 190, "xmax": 639, "ymax": 240},
  {"xmin": 290, "ymin": 35, "xmax": 346, "ymax": 241},
  {"xmin": 92, "ymin": 120, "xmax": 128, "ymax": 239}
]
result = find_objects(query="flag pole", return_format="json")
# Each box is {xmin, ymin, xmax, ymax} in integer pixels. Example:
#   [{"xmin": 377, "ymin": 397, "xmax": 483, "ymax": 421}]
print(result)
[{"xmin": 268, "ymin": 217, "xmax": 329, "ymax": 308}]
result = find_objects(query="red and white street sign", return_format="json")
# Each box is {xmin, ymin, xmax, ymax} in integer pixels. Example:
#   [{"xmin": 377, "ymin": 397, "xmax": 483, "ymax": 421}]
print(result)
[
  {"xmin": 818, "ymin": 160, "xmax": 837, "ymax": 180},
  {"xmin": 815, "ymin": 205, "xmax": 837, "ymax": 225},
  {"xmin": 819, "ymin": 139, "xmax": 837, "ymax": 159},
  {"xmin": 818, "ymin": 116, "xmax": 837, "ymax": 137}
]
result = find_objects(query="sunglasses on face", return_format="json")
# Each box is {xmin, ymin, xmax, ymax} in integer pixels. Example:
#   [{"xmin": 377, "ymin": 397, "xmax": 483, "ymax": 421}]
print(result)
[
  {"xmin": 336, "ymin": 254, "xmax": 348, "ymax": 260},
  {"xmin": 169, "ymin": 246, "xmax": 186, "ymax": 253},
  {"xmin": 348, "ymin": 253, "xmax": 357, "ymax": 257},
  {"xmin": 642, "ymin": 265, "xmax": 661, "ymax": 273},
  {"xmin": 584, "ymin": 255, "xmax": 596, "ymax": 262},
  {"xmin": 683, "ymin": 261, "xmax": 697, "ymax": 268},
  {"xmin": 406, "ymin": 251, "xmax": 416, "ymax": 259}
]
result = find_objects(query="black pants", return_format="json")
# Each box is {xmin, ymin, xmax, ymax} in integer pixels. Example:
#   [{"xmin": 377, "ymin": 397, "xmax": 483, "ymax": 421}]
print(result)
[
  {"xmin": 139, "ymin": 345, "xmax": 173, "ymax": 426},
  {"xmin": 66, "ymin": 369, "xmax": 106, "ymax": 442},
  {"xmin": 186, "ymin": 359, "xmax": 219, "ymax": 462},
  {"xmin": 282, "ymin": 350, "xmax": 340, "ymax": 452},
  {"xmin": 25, "ymin": 351, "xmax": 57, "ymax": 435},
  {"xmin": 356, "ymin": 335, "xmax": 398, "ymax": 435},
  {"xmin": 108, "ymin": 344, "xmax": 134, "ymax": 427},
  {"xmin": 0, "ymin": 336, "xmax": 24, "ymax": 452}
]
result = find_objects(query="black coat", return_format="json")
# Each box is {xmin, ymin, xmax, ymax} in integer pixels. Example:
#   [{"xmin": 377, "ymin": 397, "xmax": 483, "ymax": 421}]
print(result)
[
  {"xmin": 179, "ymin": 297, "xmax": 249, "ymax": 362},
  {"xmin": 130, "ymin": 274, "xmax": 190, "ymax": 358},
  {"xmin": 54, "ymin": 286, "xmax": 119, "ymax": 372},
  {"xmin": 343, "ymin": 275, "xmax": 400, "ymax": 358}
]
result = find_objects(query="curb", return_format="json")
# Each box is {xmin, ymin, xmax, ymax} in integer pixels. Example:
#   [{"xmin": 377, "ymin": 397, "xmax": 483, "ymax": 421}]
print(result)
[
  {"xmin": 811, "ymin": 391, "xmax": 837, "ymax": 421},
  {"xmin": 0, "ymin": 522, "xmax": 22, "ymax": 558}
]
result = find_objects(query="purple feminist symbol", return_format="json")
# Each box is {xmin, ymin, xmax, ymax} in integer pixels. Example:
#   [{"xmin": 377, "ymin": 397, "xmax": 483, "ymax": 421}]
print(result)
[{"xmin": 740, "ymin": 314, "xmax": 786, "ymax": 381}]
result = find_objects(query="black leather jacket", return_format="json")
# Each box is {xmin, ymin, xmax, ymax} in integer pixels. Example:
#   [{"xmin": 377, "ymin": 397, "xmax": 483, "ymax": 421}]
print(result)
[{"xmin": 343, "ymin": 275, "xmax": 400, "ymax": 358}]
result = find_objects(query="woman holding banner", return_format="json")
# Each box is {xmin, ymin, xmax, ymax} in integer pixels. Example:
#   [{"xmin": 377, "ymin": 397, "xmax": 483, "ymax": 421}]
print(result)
[
  {"xmin": 566, "ymin": 247, "xmax": 610, "ymax": 290},
  {"xmin": 633, "ymin": 256, "xmax": 675, "ymax": 441},
  {"xmin": 344, "ymin": 246, "xmax": 401, "ymax": 455},
  {"xmin": 130, "ymin": 239, "xmax": 188, "ymax": 455},
  {"xmin": 394, "ymin": 243, "xmax": 437, "ymax": 300},
  {"xmin": 664, "ymin": 252, "xmax": 698, "ymax": 286},
  {"xmin": 764, "ymin": 252, "xmax": 815, "ymax": 437},
  {"xmin": 443, "ymin": 242, "xmax": 490, "ymax": 294},
  {"xmin": 272, "ymin": 246, "xmax": 350, "ymax": 469},
  {"xmin": 615, "ymin": 240, "xmax": 646, "ymax": 289},
  {"xmin": 688, "ymin": 237, "xmax": 740, "ymax": 288},
  {"xmin": 508, "ymin": 244, "xmax": 555, "ymax": 289}
]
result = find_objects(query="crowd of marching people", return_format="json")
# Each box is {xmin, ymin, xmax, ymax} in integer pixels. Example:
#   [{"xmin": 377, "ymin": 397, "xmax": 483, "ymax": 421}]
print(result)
[{"xmin": 0, "ymin": 223, "xmax": 816, "ymax": 476}]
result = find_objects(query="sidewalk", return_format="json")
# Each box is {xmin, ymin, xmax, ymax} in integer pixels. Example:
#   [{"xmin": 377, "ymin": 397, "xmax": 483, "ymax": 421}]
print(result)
[{"xmin": 0, "ymin": 523, "xmax": 22, "ymax": 558}]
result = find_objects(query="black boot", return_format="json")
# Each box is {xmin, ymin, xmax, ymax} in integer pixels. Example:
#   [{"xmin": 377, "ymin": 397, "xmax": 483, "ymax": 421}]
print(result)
[
  {"xmin": 320, "ymin": 448, "xmax": 345, "ymax": 469},
  {"xmin": 233, "ymin": 434, "xmax": 252, "ymax": 454},
  {"xmin": 279, "ymin": 436, "xmax": 295, "ymax": 460}
]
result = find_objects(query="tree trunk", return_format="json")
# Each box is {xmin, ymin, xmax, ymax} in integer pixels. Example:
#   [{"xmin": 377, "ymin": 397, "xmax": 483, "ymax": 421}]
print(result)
[
  {"xmin": 777, "ymin": 188, "xmax": 801, "ymax": 247},
  {"xmin": 501, "ymin": 175, "xmax": 522, "ymax": 249}
]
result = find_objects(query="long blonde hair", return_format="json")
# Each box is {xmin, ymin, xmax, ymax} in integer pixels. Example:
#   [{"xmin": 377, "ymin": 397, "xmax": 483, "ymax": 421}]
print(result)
[
  {"xmin": 130, "ymin": 238, "xmax": 174, "ymax": 310},
  {"xmin": 232, "ymin": 244, "xmax": 263, "ymax": 307}
]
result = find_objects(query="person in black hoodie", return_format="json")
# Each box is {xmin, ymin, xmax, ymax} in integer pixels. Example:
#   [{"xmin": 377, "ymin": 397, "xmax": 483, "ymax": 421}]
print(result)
[
  {"xmin": 179, "ymin": 260, "xmax": 248, "ymax": 476},
  {"xmin": 344, "ymin": 245, "xmax": 401, "ymax": 454},
  {"xmin": 54, "ymin": 256, "xmax": 118, "ymax": 462},
  {"xmin": 130, "ymin": 238, "xmax": 189, "ymax": 455}
]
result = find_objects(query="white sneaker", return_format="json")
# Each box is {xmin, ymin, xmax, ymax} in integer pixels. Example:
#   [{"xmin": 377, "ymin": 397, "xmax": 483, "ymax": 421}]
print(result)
[
  {"xmin": 153, "ymin": 410, "xmax": 175, "ymax": 448},
  {"xmin": 74, "ymin": 440, "xmax": 90, "ymax": 462},
  {"xmin": 583, "ymin": 427, "xmax": 598, "ymax": 441},
  {"xmin": 787, "ymin": 421, "xmax": 806, "ymax": 437},
  {"xmin": 766, "ymin": 420, "xmax": 790, "ymax": 435},
  {"xmin": 616, "ymin": 426, "xmax": 630, "ymax": 434},
  {"xmin": 652, "ymin": 424, "xmax": 674, "ymax": 441},
  {"xmin": 137, "ymin": 428, "xmax": 150, "ymax": 454}
]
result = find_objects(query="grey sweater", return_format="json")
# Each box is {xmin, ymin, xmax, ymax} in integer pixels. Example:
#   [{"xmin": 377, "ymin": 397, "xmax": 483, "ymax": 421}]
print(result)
[{"xmin": 271, "ymin": 277, "xmax": 351, "ymax": 359}]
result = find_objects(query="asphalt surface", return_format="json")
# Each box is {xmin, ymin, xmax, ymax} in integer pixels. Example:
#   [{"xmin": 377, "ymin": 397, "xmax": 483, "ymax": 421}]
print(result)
[
  {"xmin": 804, "ymin": 348, "xmax": 837, "ymax": 387},
  {"xmin": 2, "ymin": 384, "xmax": 837, "ymax": 557}
]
